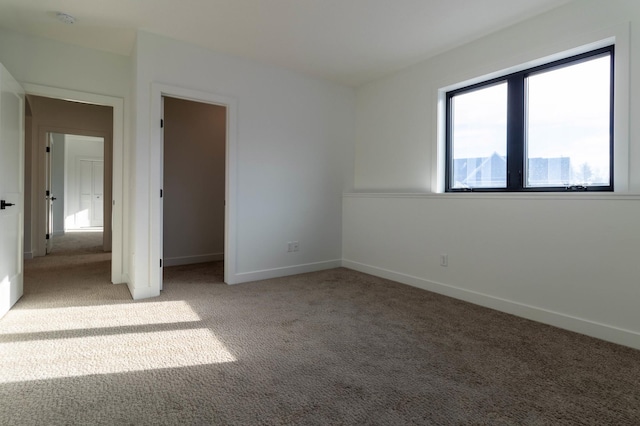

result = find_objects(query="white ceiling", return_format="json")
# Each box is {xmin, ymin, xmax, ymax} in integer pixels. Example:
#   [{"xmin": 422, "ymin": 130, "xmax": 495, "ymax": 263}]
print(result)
[{"xmin": 0, "ymin": 0, "xmax": 571, "ymax": 86}]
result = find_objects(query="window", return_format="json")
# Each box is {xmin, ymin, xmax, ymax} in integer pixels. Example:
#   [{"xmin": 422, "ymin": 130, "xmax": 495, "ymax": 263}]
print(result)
[{"xmin": 446, "ymin": 46, "xmax": 614, "ymax": 192}]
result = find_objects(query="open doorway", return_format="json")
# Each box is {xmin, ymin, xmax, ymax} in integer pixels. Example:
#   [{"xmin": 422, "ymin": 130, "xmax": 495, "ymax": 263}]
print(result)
[
  {"xmin": 45, "ymin": 133, "xmax": 105, "ymax": 255},
  {"xmin": 161, "ymin": 96, "xmax": 226, "ymax": 285},
  {"xmin": 19, "ymin": 85, "xmax": 125, "ymax": 294},
  {"xmin": 24, "ymin": 94, "xmax": 116, "ymax": 275}
]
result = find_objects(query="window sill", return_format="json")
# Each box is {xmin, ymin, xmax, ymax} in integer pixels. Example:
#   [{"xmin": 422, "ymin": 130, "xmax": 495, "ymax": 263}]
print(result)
[{"xmin": 343, "ymin": 191, "xmax": 640, "ymax": 201}]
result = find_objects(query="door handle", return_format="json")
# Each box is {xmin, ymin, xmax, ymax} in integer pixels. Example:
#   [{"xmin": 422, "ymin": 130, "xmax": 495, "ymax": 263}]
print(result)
[
  {"xmin": 51, "ymin": 197, "xmax": 57, "ymax": 201},
  {"xmin": 1, "ymin": 200, "xmax": 15, "ymax": 209}
]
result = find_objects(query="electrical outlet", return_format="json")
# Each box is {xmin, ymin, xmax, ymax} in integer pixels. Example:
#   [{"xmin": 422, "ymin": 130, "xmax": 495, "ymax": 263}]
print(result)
[
  {"xmin": 440, "ymin": 254, "xmax": 448, "ymax": 267},
  {"xmin": 287, "ymin": 241, "xmax": 300, "ymax": 252}
]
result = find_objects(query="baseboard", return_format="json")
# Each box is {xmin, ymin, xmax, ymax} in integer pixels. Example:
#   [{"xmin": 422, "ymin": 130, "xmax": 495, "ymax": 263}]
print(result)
[
  {"xmin": 230, "ymin": 259, "xmax": 342, "ymax": 285},
  {"xmin": 127, "ymin": 282, "xmax": 159, "ymax": 300},
  {"xmin": 111, "ymin": 273, "xmax": 128, "ymax": 285},
  {"xmin": 342, "ymin": 259, "xmax": 640, "ymax": 351},
  {"xmin": 53, "ymin": 230, "xmax": 65, "ymax": 236},
  {"xmin": 164, "ymin": 253, "xmax": 224, "ymax": 267},
  {"xmin": 23, "ymin": 252, "xmax": 33, "ymax": 260}
]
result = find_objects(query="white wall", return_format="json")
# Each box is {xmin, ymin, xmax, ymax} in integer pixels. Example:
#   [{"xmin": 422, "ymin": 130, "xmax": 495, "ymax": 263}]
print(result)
[
  {"xmin": 346, "ymin": 0, "xmax": 640, "ymax": 349},
  {"xmin": 130, "ymin": 32, "xmax": 355, "ymax": 298},
  {"xmin": 64, "ymin": 135, "xmax": 104, "ymax": 230},
  {"xmin": 0, "ymin": 29, "xmax": 130, "ymax": 98}
]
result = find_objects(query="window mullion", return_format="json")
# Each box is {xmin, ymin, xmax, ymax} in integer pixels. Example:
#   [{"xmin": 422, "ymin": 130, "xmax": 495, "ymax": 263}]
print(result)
[
  {"xmin": 506, "ymin": 75, "xmax": 525, "ymax": 190},
  {"xmin": 445, "ymin": 93, "xmax": 454, "ymax": 191}
]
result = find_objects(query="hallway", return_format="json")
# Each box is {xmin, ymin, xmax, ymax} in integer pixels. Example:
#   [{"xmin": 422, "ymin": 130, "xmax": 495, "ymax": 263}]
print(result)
[{"xmin": 22, "ymin": 231, "xmax": 129, "ymax": 307}]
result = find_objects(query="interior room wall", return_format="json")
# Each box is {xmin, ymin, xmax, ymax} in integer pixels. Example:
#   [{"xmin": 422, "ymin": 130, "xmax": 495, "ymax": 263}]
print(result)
[
  {"xmin": 0, "ymin": 29, "xmax": 129, "ymax": 98},
  {"xmin": 163, "ymin": 97, "xmax": 226, "ymax": 266},
  {"xmin": 130, "ymin": 31, "xmax": 355, "ymax": 297},
  {"xmin": 63, "ymin": 135, "xmax": 104, "ymax": 230},
  {"xmin": 346, "ymin": 0, "xmax": 640, "ymax": 349},
  {"xmin": 50, "ymin": 133, "xmax": 65, "ymax": 235}
]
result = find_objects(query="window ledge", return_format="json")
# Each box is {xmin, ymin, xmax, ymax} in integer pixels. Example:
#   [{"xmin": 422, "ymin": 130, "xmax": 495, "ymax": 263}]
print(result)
[{"xmin": 343, "ymin": 191, "xmax": 640, "ymax": 201}]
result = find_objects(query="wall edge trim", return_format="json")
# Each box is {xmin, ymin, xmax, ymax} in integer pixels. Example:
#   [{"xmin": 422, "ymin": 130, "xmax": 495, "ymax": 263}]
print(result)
[
  {"xmin": 343, "ymin": 192, "xmax": 640, "ymax": 201},
  {"xmin": 229, "ymin": 259, "xmax": 342, "ymax": 285},
  {"xmin": 342, "ymin": 259, "xmax": 640, "ymax": 350},
  {"xmin": 128, "ymin": 283, "xmax": 159, "ymax": 300},
  {"xmin": 164, "ymin": 253, "xmax": 224, "ymax": 267}
]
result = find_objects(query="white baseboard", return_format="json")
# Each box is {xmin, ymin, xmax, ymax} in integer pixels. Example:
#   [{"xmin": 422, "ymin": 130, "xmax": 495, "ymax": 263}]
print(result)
[
  {"xmin": 230, "ymin": 259, "xmax": 342, "ymax": 285},
  {"xmin": 164, "ymin": 253, "xmax": 224, "ymax": 267},
  {"xmin": 127, "ymin": 282, "xmax": 159, "ymax": 300},
  {"xmin": 111, "ymin": 273, "xmax": 129, "ymax": 286},
  {"xmin": 24, "ymin": 252, "xmax": 33, "ymax": 260},
  {"xmin": 342, "ymin": 259, "xmax": 640, "ymax": 351},
  {"xmin": 53, "ymin": 230, "xmax": 65, "ymax": 236}
]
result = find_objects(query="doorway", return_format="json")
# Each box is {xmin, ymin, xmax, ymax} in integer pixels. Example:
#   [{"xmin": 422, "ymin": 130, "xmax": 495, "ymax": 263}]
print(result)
[
  {"xmin": 44, "ymin": 132, "xmax": 107, "ymax": 256},
  {"xmin": 45, "ymin": 133, "xmax": 105, "ymax": 243},
  {"xmin": 161, "ymin": 96, "xmax": 227, "ymax": 285},
  {"xmin": 149, "ymin": 83, "xmax": 237, "ymax": 293},
  {"xmin": 22, "ymin": 88, "xmax": 125, "ymax": 286},
  {"xmin": 26, "ymin": 95, "xmax": 112, "ymax": 258}
]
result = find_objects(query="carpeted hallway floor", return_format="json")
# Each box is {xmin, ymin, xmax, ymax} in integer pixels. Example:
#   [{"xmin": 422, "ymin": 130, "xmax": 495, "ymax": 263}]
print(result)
[{"xmin": 1, "ymin": 232, "xmax": 639, "ymax": 425}]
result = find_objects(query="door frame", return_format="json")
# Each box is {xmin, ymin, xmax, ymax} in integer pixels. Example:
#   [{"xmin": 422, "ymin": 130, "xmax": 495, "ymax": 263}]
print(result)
[
  {"xmin": 150, "ymin": 83, "xmax": 237, "ymax": 286},
  {"xmin": 23, "ymin": 84, "xmax": 126, "ymax": 285}
]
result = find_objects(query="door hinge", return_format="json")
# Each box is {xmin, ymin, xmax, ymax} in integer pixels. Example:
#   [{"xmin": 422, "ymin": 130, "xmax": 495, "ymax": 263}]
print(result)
[
  {"xmin": 46, "ymin": 234, "xmax": 50, "ymax": 240},
  {"xmin": 46, "ymin": 146, "xmax": 50, "ymax": 153},
  {"xmin": 46, "ymin": 190, "xmax": 50, "ymax": 197},
  {"xmin": 160, "ymin": 259, "xmax": 163, "ymax": 267},
  {"xmin": 160, "ymin": 189, "xmax": 163, "ymax": 198},
  {"xmin": 160, "ymin": 119, "xmax": 164, "ymax": 128}
]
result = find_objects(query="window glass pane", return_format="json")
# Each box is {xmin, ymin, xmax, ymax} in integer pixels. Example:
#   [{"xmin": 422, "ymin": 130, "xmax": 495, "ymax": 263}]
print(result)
[
  {"xmin": 451, "ymin": 82, "xmax": 508, "ymax": 189},
  {"xmin": 526, "ymin": 55, "xmax": 611, "ymax": 187}
]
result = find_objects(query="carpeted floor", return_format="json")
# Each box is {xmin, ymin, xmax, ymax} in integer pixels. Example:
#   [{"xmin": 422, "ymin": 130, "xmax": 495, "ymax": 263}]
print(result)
[{"xmin": 1, "ymin": 232, "xmax": 639, "ymax": 425}]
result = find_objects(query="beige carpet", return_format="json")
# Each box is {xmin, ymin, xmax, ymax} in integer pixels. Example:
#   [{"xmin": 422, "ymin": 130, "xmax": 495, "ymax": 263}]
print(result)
[{"xmin": 1, "ymin": 232, "xmax": 639, "ymax": 425}]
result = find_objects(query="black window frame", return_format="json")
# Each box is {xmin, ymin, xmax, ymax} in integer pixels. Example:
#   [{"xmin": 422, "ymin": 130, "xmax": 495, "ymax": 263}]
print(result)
[{"xmin": 445, "ymin": 45, "xmax": 614, "ymax": 192}]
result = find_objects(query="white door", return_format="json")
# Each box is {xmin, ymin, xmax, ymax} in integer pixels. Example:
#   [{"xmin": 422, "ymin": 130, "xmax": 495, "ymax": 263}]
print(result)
[
  {"xmin": 159, "ymin": 96, "xmax": 164, "ymax": 290},
  {"xmin": 79, "ymin": 159, "xmax": 103, "ymax": 228},
  {"xmin": 0, "ymin": 64, "xmax": 25, "ymax": 319},
  {"xmin": 45, "ymin": 134, "xmax": 54, "ymax": 253}
]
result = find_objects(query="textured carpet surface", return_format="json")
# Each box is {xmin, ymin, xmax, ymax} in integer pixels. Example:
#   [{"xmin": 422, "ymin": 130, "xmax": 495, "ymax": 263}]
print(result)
[{"xmin": 1, "ymin": 232, "xmax": 640, "ymax": 425}]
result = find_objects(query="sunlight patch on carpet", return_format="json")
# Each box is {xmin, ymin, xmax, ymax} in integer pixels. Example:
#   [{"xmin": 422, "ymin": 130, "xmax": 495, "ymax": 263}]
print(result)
[
  {"xmin": 0, "ymin": 328, "xmax": 236, "ymax": 383},
  {"xmin": 0, "ymin": 301, "xmax": 201, "ymax": 334}
]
